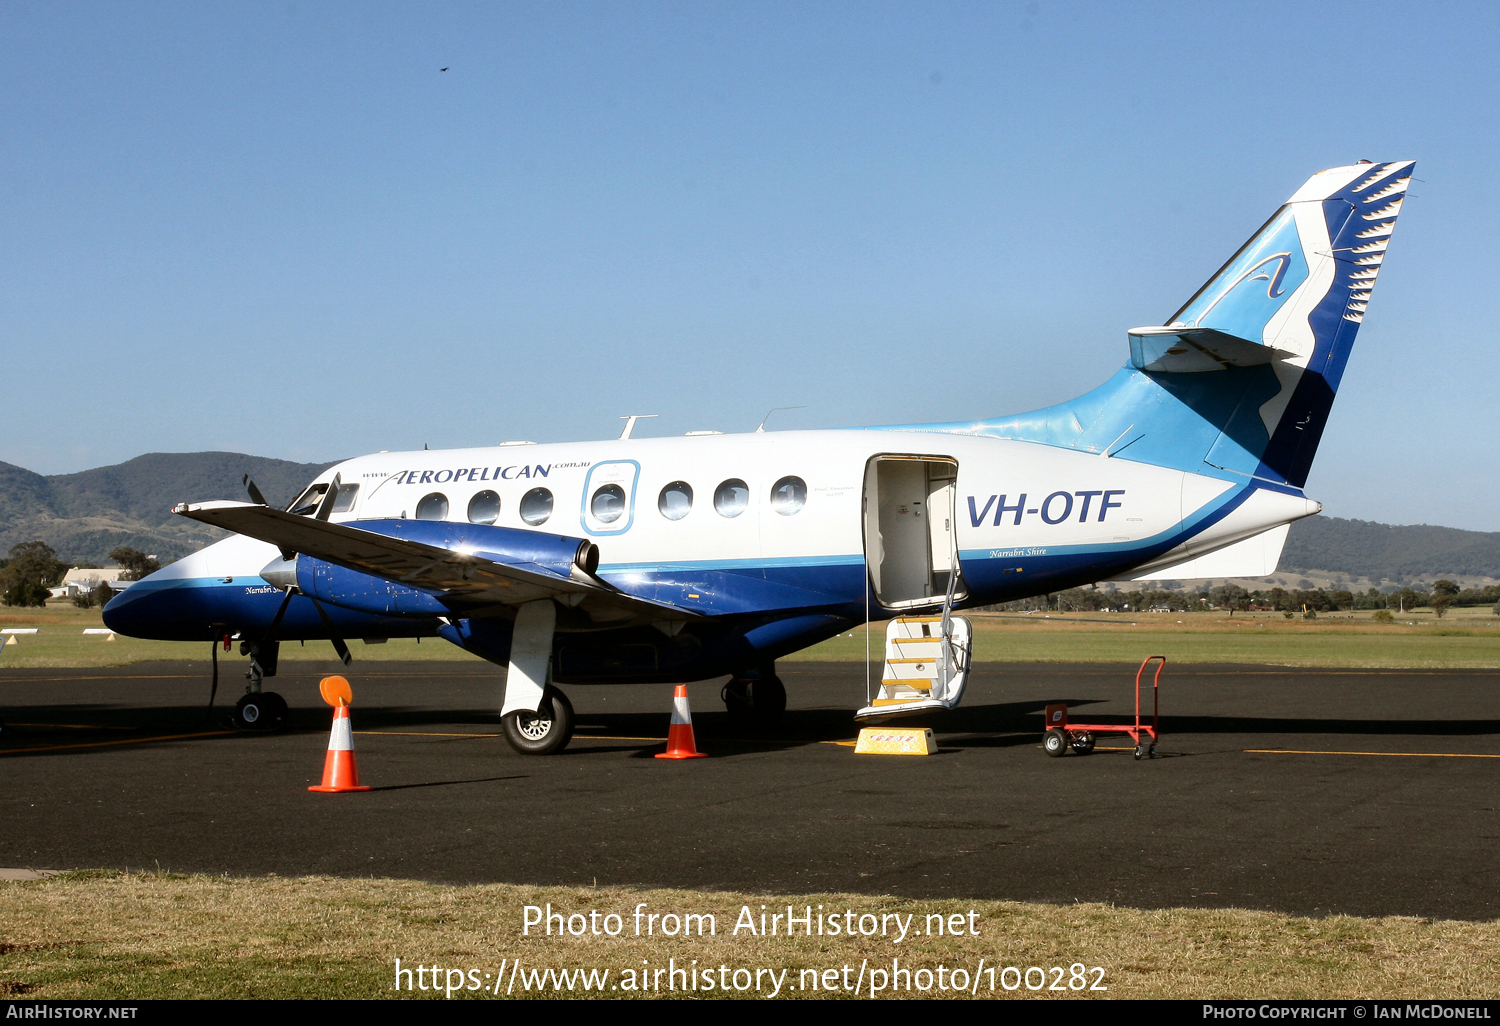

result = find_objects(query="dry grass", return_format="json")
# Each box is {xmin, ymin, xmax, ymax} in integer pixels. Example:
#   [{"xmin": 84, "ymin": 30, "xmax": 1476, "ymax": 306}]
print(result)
[{"xmin": 0, "ymin": 872, "xmax": 1497, "ymax": 999}]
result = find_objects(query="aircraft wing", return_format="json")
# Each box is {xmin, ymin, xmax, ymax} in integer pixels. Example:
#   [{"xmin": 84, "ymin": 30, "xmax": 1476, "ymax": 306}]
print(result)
[{"xmin": 173, "ymin": 500, "xmax": 699, "ymax": 626}]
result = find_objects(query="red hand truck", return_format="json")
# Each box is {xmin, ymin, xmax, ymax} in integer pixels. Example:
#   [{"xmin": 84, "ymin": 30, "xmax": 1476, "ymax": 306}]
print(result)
[{"xmin": 1042, "ymin": 655, "xmax": 1164, "ymax": 760}]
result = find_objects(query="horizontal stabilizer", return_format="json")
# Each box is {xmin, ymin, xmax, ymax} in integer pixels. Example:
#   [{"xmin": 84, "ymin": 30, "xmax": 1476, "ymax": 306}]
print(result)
[
  {"xmin": 1123, "ymin": 523, "xmax": 1290, "ymax": 582},
  {"xmin": 1128, "ymin": 325, "xmax": 1294, "ymax": 374}
]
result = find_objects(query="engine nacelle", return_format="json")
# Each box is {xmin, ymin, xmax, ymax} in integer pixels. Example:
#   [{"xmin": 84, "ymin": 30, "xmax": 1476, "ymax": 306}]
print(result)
[{"xmin": 256, "ymin": 520, "xmax": 600, "ymax": 617}]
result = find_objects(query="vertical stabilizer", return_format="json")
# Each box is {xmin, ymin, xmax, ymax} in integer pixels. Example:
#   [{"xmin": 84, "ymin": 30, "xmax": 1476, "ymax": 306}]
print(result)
[
  {"xmin": 951, "ymin": 161, "xmax": 1415, "ymax": 490},
  {"xmin": 1164, "ymin": 160, "xmax": 1415, "ymax": 485}
]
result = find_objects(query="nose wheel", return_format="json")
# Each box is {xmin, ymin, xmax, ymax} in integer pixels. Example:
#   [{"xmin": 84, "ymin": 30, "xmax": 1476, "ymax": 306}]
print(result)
[{"xmin": 234, "ymin": 691, "xmax": 288, "ymax": 731}]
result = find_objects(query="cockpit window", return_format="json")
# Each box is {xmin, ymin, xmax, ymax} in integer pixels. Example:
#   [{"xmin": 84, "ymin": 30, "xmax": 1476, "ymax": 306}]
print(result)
[
  {"xmin": 415, "ymin": 492, "xmax": 449, "ymax": 521},
  {"xmin": 331, "ymin": 483, "xmax": 360, "ymax": 513},
  {"xmin": 287, "ymin": 483, "xmax": 328, "ymax": 516},
  {"xmin": 519, "ymin": 487, "xmax": 553, "ymax": 526}
]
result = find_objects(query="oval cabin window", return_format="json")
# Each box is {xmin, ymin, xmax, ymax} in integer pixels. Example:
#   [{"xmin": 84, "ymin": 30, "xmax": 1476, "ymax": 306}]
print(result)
[
  {"xmin": 770, "ymin": 476, "xmax": 806, "ymax": 516},
  {"xmin": 467, "ymin": 490, "xmax": 501, "ymax": 525},
  {"xmin": 519, "ymin": 487, "xmax": 554, "ymax": 526},
  {"xmin": 714, "ymin": 479, "xmax": 749, "ymax": 518},
  {"xmin": 415, "ymin": 493, "xmax": 449, "ymax": 521},
  {"xmin": 591, "ymin": 484, "xmax": 627, "ymax": 524},
  {"xmin": 658, "ymin": 481, "xmax": 693, "ymax": 521}
]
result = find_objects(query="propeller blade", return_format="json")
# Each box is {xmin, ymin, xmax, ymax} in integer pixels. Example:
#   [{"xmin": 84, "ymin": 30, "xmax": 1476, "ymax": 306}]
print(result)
[
  {"xmin": 315, "ymin": 474, "xmax": 342, "ymax": 522},
  {"xmin": 242, "ymin": 474, "xmax": 268, "ymax": 507},
  {"xmin": 308, "ymin": 594, "xmax": 353, "ymax": 666},
  {"xmin": 263, "ymin": 587, "xmax": 295, "ymax": 640}
]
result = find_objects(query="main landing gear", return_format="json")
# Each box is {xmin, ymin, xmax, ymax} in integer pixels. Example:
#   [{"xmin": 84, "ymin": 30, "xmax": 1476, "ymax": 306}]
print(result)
[
  {"xmin": 501, "ymin": 686, "xmax": 574, "ymax": 755},
  {"xmin": 722, "ymin": 668, "xmax": 786, "ymax": 726}
]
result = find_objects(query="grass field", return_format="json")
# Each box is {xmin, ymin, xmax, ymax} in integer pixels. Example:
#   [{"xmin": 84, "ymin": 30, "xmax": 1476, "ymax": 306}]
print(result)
[
  {"xmin": 3, "ymin": 601, "xmax": 1498, "ymax": 670},
  {"xmin": 1, "ymin": 872, "xmax": 1496, "ymax": 1000}
]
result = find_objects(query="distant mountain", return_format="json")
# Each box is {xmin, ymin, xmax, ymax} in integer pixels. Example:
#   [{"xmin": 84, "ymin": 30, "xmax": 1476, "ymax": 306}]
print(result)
[
  {"xmin": 0, "ymin": 453, "xmax": 335, "ymax": 564},
  {"xmin": 1281, "ymin": 516, "xmax": 1500, "ymax": 583}
]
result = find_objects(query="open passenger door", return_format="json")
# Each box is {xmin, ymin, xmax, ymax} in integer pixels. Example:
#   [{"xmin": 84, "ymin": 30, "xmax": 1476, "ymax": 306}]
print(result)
[{"xmin": 856, "ymin": 455, "xmax": 973, "ymax": 723}]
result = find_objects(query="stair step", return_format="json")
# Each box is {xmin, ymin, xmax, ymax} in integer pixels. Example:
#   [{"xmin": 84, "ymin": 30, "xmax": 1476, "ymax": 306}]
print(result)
[{"xmin": 871, "ymin": 697, "xmax": 931, "ymax": 707}]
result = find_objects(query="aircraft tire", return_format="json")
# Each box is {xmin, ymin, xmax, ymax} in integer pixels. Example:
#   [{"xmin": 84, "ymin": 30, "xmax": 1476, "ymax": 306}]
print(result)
[
  {"xmin": 722, "ymin": 675, "xmax": 785, "ymax": 725},
  {"xmin": 235, "ymin": 692, "xmax": 287, "ymax": 731},
  {"xmin": 1043, "ymin": 728, "xmax": 1069, "ymax": 757},
  {"xmin": 759, "ymin": 675, "xmax": 787, "ymax": 722},
  {"xmin": 502, "ymin": 686, "xmax": 574, "ymax": 755}
]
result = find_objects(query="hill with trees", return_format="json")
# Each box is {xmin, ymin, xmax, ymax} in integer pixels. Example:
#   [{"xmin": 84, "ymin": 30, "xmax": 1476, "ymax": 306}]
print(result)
[
  {"xmin": 0, "ymin": 453, "xmax": 334, "ymax": 564},
  {"xmin": 1281, "ymin": 516, "xmax": 1500, "ymax": 582}
]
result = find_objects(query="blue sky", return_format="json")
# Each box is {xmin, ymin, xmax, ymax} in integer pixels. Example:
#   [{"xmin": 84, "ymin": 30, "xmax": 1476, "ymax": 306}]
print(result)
[{"xmin": 2, "ymin": 2, "xmax": 1496, "ymax": 529}]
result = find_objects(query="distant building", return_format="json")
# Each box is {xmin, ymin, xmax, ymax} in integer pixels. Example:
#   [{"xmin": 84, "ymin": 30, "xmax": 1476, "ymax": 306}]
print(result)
[{"xmin": 61, "ymin": 567, "xmax": 132, "ymax": 597}]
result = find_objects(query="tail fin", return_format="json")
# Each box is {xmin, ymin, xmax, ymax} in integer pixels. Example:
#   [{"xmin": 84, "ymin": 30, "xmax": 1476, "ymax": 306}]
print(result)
[
  {"xmin": 1145, "ymin": 160, "xmax": 1414, "ymax": 485},
  {"xmin": 964, "ymin": 161, "xmax": 1414, "ymax": 489}
]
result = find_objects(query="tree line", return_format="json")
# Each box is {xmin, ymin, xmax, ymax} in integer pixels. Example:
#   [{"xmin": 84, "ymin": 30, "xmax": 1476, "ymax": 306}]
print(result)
[
  {"xmin": 987, "ymin": 580, "xmax": 1500, "ymax": 618},
  {"xmin": 0, "ymin": 541, "xmax": 160, "ymax": 607}
]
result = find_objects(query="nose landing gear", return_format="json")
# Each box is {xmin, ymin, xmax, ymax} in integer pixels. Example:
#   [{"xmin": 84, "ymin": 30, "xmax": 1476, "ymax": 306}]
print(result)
[{"xmin": 233, "ymin": 640, "xmax": 288, "ymax": 731}]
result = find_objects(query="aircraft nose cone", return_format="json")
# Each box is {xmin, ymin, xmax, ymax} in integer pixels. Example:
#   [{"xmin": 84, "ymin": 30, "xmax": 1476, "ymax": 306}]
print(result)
[
  {"xmin": 100, "ymin": 583, "xmax": 141, "ymax": 635},
  {"xmin": 101, "ymin": 570, "xmax": 175, "ymax": 639}
]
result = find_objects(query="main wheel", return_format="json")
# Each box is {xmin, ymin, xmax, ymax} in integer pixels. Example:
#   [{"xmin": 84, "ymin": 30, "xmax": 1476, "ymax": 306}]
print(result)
[
  {"xmin": 1044, "ymin": 728, "xmax": 1069, "ymax": 757},
  {"xmin": 235, "ymin": 692, "xmax": 287, "ymax": 731},
  {"xmin": 721, "ymin": 675, "xmax": 786, "ymax": 725},
  {"xmin": 502, "ymin": 686, "xmax": 575, "ymax": 755},
  {"xmin": 1070, "ymin": 731, "xmax": 1096, "ymax": 755}
]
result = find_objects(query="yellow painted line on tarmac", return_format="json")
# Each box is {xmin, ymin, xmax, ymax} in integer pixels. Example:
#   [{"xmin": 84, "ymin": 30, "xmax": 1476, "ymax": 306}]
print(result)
[
  {"xmin": 354, "ymin": 731, "xmax": 670, "ymax": 743},
  {"xmin": 356, "ymin": 731, "xmax": 502, "ymax": 738},
  {"xmin": 0, "ymin": 731, "xmax": 234, "ymax": 755},
  {"xmin": 6, "ymin": 722, "xmax": 137, "ymax": 730},
  {"xmin": 1246, "ymin": 748, "xmax": 1500, "ymax": 759}
]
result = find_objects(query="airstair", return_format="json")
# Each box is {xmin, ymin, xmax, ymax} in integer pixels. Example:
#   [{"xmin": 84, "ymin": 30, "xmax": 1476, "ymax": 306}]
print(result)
[{"xmin": 854, "ymin": 600, "xmax": 972, "ymax": 723}]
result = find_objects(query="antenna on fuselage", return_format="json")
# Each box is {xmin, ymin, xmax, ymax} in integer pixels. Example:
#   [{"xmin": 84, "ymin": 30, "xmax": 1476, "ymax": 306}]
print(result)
[
  {"xmin": 756, "ymin": 406, "xmax": 806, "ymax": 433},
  {"xmin": 618, "ymin": 414, "xmax": 658, "ymax": 440}
]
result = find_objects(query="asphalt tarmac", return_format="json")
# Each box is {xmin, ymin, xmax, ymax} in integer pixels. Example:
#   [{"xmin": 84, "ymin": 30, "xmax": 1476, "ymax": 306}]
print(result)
[{"xmin": 3, "ymin": 659, "xmax": 1498, "ymax": 920}]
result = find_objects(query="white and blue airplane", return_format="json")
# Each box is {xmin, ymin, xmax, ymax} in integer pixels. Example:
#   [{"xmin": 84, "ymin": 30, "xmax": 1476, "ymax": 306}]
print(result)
[{"xmin": 104, "ymin": 160, "xmax": 1414, "ymax": 754}]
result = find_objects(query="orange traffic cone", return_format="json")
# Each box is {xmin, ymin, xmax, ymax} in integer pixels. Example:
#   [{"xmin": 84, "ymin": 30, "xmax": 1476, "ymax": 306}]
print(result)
[
  {"xmin": 655, "ymin": 684, "xmax": 708, "ymax": 759},
  {"xmin": 309, "ymin": 675, "xmax": 372, "ymax": 792}
]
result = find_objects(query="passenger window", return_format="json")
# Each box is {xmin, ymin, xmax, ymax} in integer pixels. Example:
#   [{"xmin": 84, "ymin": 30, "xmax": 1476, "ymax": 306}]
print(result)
[
  {"xmin": 331, "ymin": 483, "xmax": 360, "ymax": 513},
  {"xmin": 520, "ymin": 487, "xmax": 554, "ymax": 526},
  {"xmin": 714, "ymin": 479, "xmax": 749, "ymax": 518},
  {"xmin": 287, "ymin": 484, "xmax": 328, "ymax": 516},
  {"xmin": 415, "ymin": 492, "xmax": 449, "ymax": 521},
  {"xmin": 591, "ymin": 484, "xmax": 627, "ymax": 524},
  {"xmin": 467, "ymin": 490, "xmax": 501, "ymax": 525},
  {"xmin": 658, "ymin": 481, "xmax": 693, "ymax": 521},
  {"xmin": 770, "ymin": 476, "xmax": 806, "ymax": 516}
]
